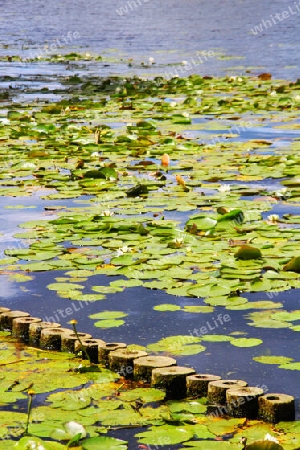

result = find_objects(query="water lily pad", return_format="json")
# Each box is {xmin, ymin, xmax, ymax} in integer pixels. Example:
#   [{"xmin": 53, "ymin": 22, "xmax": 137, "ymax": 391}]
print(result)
[
  {"xmin": 147, "ymin": 335, "xmax": 205, "ymax": 356},
  {"xmin": 14, "ymin": 437, "xmax": 65, "ymax": 450},
  {"xmin": 253, "ymin": 355, "xmax": 294, "ymax": 365},
  {"xmin": 271, "ymin": 310, "xmax": 300, "ymax": 322},
  {"xmin": 230, "ymin": 338, "xmax": 263, "ymax": 347},
  {"xmin": 201, "ymin": 334, "xmax": 234, "ymax": 342},
  {"xmin": 153, "ymin": 304, "xmax": 182, "ymax": 311},
  {"xmin": 89, "ymin": 311, "xmax": 128, "ymax": 320},
  {"xmin": 278, "ymin": 362, "xmax": 300, "ymax": 370},
  {"xmin": 183, "ymin": 305, "xmax": 214, "ymax": 313},
  {"xmin": 93, "ymin": 319, "xmax": 125, "ymax": 328},
  {"xmin": 47, "ymin": 282, "xmax": 85, "ymax": 291},
  {"xmin": 182, "ymin": 442, "xmax": 238, "ymax": 449},
  {"xmin": 136, "ymin": 424, "xmax": 193, "ymax": 445},
  {"xmin": 82, "ymin": 436, "xmax": 128, "ymax": 449}
]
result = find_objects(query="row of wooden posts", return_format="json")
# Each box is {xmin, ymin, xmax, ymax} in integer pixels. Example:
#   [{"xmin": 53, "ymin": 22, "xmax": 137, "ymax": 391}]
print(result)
[{"xmin": 0, "ymin": 307, "xmax": 295, "ymax": 423}]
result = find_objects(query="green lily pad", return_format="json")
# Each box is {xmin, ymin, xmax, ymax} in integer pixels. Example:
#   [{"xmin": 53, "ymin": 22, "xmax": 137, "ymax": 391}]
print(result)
[
  {"xmin": 271, "ymin": 310, "xmax": 300, "ymax": 322},
  {"xmin": 14, "ymin": 437, "xmax": 66, "ymax": 450},
  {"xmin": 278, "ymin": 362, "xmax": 300, "ymax": 370},
  {"xmin": 253, "ymin": 355, "xmax": 294, "ymax": 365},
  {"xmin": 147, "ymin": 335, "xmax": 205, "ymax": 356},
  {"xmin": 89, "ymin": 311, "xmax": 128, "ymax": 320},
  {"xmin": 93, "ymin": 319, "xmax": 125, "ymax": 328},
  {"xmin": 136, "ymin": 424, "xmax": 194, "ymax": 445},
  {"xmin": 82, "ymin": 436, "xmax": 127, "ymax": 449},
  {"xmin": 230, "ymin": 338, "xmax": 263, "ymax": 347},
  {"xmin": 153, "ymin": 304, "xmax": 182, "ymax": 311}
]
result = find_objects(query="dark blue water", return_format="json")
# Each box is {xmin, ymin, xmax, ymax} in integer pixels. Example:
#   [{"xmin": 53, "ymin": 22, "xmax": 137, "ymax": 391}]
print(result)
[{"xmin": 0, "ymin": 0, "xmax": 299, "ymax": 79}]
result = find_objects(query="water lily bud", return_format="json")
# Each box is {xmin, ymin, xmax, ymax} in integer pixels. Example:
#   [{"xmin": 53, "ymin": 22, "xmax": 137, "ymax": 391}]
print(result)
[{"xmin": 161, "ymin": 153, "xmax": 170, "ymax": 167}]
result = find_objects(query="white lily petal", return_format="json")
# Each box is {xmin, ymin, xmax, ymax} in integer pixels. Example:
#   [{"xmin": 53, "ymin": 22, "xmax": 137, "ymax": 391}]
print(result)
[
  {"xmin": 264, "ymin": 433, "xmax": 279, "ymax": 443},
  {"xmin": 64, "ymin": 421, "xmax": 86, "ymax": 438}
]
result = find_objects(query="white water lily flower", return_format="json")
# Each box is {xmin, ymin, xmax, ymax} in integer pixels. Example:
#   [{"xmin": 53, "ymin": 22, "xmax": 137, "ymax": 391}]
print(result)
[
  {"xmin": 22, "ymin": 162, "xmax": 37, "ymax": 169},
  {"xmin": 275, "ymin": 187, "xmax": 289, "ymax": 198},
  {"xmin": 264, "ymin": 433, "xmax": 279, "ymax": 443},
  {"xmin": 294, "ymin": 95, "xmax": 300, "ymax": 102},
  {"xmin": 173, "ymin": 237, "xmax": 184, "ymax": 247},
  {"xmin": 270, "ymin": 90, "xmax": 277, "ymax": 96},
  {"xmin": 170, "ymin": 101, "xmax": 177, "ymax": 107},
  {"xmin": 101, "ymin": 210, "xmax": 114, "ymax": 216},
  {"xmin": 85, "ymin": 52, "xmax": 90, "ymax": 57},
  {"xmin": 24, "ymin": 440, "xmax": 47, "ymax": 450},
  {"xmin": 148, "ymin": 56, "xmax": 155, "ymax": 64},
  {"xmin": 64, "ymin": 421, "xmax": 86, "ymax": 438},
  {"xmin": 181, "ymin": 60, "xmax": 188, "ymax": 66},
  {"xmin": 182, "ymin": 112, "xmax": 189, "ymax": 118},
  {"xmin": 91, "ymin": 151, "xmax": 100, "ymax": 157},
  {"xmin": 0, "ymin": 118, "xmax": 10, "ymax": 125},
  {"xmin": 116, "ymin": 245, "xmax": 130, "ymax": 256},
  {"xmin": 267, "ymin": 214, "xmax": 279, "ymax": 223},
  {"xmin": 218, "ymin": 184, "xmax": 231, "ymax": 192}
]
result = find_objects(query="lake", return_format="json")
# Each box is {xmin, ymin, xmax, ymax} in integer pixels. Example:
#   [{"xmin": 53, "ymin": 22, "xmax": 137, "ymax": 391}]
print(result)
[{"xmin": 0, "ymin": 1, "xmax": 299, "ymax": 447}]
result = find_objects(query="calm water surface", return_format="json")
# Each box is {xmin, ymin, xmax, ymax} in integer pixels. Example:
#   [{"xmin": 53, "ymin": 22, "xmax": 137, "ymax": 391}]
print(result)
[
  {"xmin": 0, "ymin": 0, "xmax": 299, "ymax": 78},
  {"xmin": 0, "ymin": 0, "xmax": 299, "ymax": 430}
]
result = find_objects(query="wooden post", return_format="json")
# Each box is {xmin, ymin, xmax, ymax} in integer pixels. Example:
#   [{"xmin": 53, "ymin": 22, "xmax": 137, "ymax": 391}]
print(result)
[
  {"xmin": 109, "ymin": 349, "xmax": 148, "ymax": 378},
  {"xmin": 208, "ymin": 379, "xmax": 248, "ymax": 405},
  {"xmin": 61, "ymin": 332, "xmax": 92, "ymax": 353},
  {"xmin": 74, "ymin": 338, "xmax": 106, "ymax": 363},
  {"xmin": 187, "ymin": 374, "xmax": 221, "ymax": 397},
  {"xmin": 29, "ymin": 321, "xmax": 61, "ymax": 347},
  {"xmin": 134, "ymin": 355, "xmax": 177, "ymax": 383},
  {"xmin": 152, "ymin": 366, "xmax": 195, "ymax": 399},
  {"xmin": 258, "ymin": 393, "xmax": 295, "ymax": 422},
  {"xmin": 12, "ymin": 317, "xmax": 42, "ymax": 343},
  {"xmin": 226, "ymin": 386, "xmax": 264, "ymax": 418},
  {"xmin": 40, "ymin": 327, "xmax": 73, "ymax": 351},
  {"xmin": 0, "ymin": 310, "xmax": 30, "ymax": 331},
  {"xmin": 98, "ymin": 342, "xmax": 127, "ymax": 366}
]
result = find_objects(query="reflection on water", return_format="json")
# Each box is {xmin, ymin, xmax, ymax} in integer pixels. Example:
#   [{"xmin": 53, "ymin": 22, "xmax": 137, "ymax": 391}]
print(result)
[{"xmin": 0, "ymin": 275, "xmax": 20, "ymax": 301}]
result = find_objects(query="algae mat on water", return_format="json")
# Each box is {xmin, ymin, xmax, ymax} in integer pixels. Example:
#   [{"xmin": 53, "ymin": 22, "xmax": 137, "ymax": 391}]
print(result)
[{"xmin": 0, "ymin": 333, "xmax": 299, "ymax": 448}]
